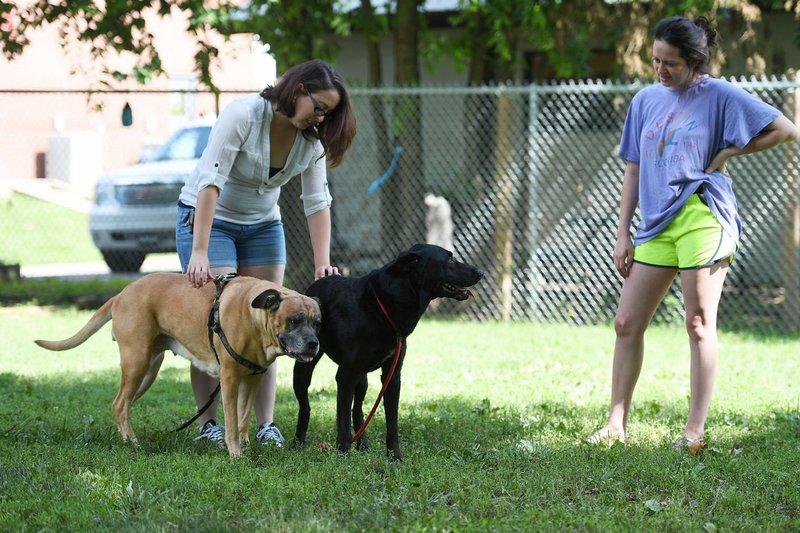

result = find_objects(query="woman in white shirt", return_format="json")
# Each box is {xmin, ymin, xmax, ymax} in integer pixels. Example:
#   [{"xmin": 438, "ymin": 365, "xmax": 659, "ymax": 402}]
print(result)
[{"xmin": 176, "ymin": 59, "xmax": 357, "ymax": 446}]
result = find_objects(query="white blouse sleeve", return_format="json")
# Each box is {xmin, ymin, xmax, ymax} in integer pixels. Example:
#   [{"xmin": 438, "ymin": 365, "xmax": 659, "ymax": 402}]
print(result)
[
  {"xmin": 299, "ymin": 140, "xmax": 332, "ymax": 216},
  {"xmin": 194, "ymin": 100, "xmax": 250, "ymax": 192}
]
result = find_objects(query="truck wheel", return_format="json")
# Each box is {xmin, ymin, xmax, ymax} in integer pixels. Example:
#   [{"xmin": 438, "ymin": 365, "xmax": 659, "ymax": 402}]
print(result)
[{"xmin": 101, "ymin": 250, "xmax": 146, "ymax": 272}]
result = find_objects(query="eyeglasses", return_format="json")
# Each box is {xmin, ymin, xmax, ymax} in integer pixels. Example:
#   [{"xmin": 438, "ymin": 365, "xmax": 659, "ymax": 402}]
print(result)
[{"xmin": 305, "ymin": 91, "xmax": 330, "ymax": 118}]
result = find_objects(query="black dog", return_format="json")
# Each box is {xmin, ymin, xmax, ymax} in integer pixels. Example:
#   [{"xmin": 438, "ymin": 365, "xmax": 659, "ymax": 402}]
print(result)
[{"xmin": 292, "ymin": 244, "xmax": 483, "ymax": 460}]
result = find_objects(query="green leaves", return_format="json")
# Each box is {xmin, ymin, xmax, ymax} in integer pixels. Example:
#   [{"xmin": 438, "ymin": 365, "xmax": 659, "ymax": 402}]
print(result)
[
  {"xmin": 2, "ymin": 0, "xmax": 792, "ymax": 89},
  {"xmin": 230, "ymin": 0, "xmax": 341, "ymax": 71}
]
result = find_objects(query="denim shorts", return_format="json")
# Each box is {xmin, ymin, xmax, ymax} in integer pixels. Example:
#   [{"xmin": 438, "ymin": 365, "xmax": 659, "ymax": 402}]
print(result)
[{"xmin": 176, "ymin": 203, "xmax": 286, "ymax": 270}]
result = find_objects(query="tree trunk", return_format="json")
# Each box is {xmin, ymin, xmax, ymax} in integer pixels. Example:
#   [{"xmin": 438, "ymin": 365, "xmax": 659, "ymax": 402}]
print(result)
[
  {"xmin": 394, "ymin": 0, "xmax": 420, "ymax": 84},
  {"xmin": 381, "ymin": 0, "xmax": 425, "ymax": 251},
  {"xmin": 466, "ymin": 12, "xmax": 489, "ymax": 84},
  {"xmin": 492, "ymin": 90, "xmax": 516, "ymax": 321},
  {"xmin": 361, "ymin": 0, "xmax": 383, "ymax": 86}
]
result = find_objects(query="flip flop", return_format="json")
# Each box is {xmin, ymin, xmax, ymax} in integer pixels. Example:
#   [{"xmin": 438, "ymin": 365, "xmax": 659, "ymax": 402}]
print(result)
[{"xmin": 673, "ymin": 434, "xmax": 707, "ymax": 455}]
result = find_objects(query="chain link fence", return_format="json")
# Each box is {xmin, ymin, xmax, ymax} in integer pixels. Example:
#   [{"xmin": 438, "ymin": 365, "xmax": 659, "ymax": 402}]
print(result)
[{"xmin": 2, "ymin": 78, "xmax": 799, "ymax": 333}]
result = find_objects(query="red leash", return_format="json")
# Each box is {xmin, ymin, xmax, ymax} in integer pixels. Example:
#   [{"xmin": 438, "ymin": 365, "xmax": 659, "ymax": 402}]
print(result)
[{"xmin": 351, "ymin": 293, "xmax": 403, "ymax": 443}]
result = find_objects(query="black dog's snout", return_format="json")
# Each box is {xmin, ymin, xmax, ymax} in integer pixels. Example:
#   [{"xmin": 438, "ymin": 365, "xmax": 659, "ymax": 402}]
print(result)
[{"xmin": 464, "ymin": 267, "xmax": 484, "ymax": 285}]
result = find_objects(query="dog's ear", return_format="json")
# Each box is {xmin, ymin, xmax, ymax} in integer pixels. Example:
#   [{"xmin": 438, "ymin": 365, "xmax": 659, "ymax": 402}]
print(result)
[
  {"xmin": 385, "ymin": 251, "xmax": 421, "ymax": 276},
  {"xmin": 251, "ymin": 289, "xmax": 282, "ymax": 311}
]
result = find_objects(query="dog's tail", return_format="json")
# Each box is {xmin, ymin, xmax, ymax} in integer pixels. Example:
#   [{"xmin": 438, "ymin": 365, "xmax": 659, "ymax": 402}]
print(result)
[{"xmin": 34, "ymin": 297, "xmax": 115, "ymax": 351}]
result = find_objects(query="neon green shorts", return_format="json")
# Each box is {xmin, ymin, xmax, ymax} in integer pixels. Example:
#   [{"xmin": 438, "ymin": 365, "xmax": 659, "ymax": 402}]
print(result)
[{"xmin": 634, "ymin": 194, "xmax": 737, "ymax": 269}]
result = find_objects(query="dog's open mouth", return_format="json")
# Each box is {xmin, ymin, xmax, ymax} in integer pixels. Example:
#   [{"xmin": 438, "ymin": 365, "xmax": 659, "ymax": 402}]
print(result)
[
  {"xmin": 279, "ymin": 337, "xmax": 318, "ymax": 363},
  {"xmin": 282, "ymin": 347, "xmax": 317, "ymax": 364},
  {"xmin": 289, "ymin": 352, "xmax": 316, "ymax": 363},
  {"xmin": 440, "ymin": 282, "xmax": 474, "ymax": 301}
]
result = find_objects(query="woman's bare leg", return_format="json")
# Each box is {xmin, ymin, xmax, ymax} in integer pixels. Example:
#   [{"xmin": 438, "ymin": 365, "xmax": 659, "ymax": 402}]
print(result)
[
  {"xmin": 239, "ymin": 264, "xmax": 286, "ymax": 427},
  {"xmin": 679, "ymin": 261, "xmax": 728, "ymax": 440},
  {"xmin": 589, "ymin": 263, "xmax": 676, "ymax": 443}
]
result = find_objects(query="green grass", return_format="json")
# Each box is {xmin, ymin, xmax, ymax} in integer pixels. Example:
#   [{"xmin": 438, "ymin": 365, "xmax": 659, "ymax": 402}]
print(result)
[
  {"xmin": 2, "ymin": 307, "xmax": 799, "ymax": 531},
  {"xmin": 0, "ymin": 193, "xmax": 102, "ymax": 265},
  {"xmin": 0, "ymin": 277, "xmax": 131, "ymax": 308}
]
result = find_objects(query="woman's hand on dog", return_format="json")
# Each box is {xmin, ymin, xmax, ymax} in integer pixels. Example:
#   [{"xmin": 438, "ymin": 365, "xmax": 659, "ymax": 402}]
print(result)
[
  {"xmin": 315, "ymin": 265, "xmax": 340, "ymax": 280},
  {"xmin": 186, "ymin": 253, "xmax": 213, "ymax": 287}
]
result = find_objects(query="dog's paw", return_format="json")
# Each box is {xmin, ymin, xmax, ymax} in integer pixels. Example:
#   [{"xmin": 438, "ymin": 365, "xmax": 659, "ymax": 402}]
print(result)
[{"xmin": 386, "ymin": 450, "xmax": 402, "ymax": 462}]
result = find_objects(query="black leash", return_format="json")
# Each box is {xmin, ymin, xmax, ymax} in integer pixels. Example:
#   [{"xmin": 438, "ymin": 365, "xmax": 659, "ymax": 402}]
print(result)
[
  {"xmin": 175, "ymin": 273, "xmax": 269, "ymax": 432},
  {"xmin": 174, "ymin": 382, "xmax": 221, "ymax": 433}
]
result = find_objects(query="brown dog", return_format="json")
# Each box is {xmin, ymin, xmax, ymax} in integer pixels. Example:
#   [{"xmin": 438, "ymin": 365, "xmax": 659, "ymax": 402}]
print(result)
[{"xmin": 35, "ymin": 272, "xmax": 321, "ymax": 457}]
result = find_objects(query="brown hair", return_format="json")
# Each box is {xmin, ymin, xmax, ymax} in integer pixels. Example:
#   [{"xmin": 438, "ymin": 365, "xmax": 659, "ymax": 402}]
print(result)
[
  {"xmin": 260, "ymin": 59, "xmax": 356, "ymax": 167},
  {"xmin": 654, "ymin": 16, "xmax": 719, "ymax": 74}
]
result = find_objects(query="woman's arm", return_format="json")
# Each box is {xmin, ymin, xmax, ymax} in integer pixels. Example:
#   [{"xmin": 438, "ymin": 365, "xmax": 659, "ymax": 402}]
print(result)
[
  {"xmin": 306, "ymin": 207, "xmax": 339, "ymax": 280},
  {"xmin": 614, "ymin": 162, "xmax": 640, "ymax": 278},
  {"xmin": 705, "ymin": 115, "xmax": 799, "ymax": 174},
  {"xmin": 300, "ymin": 142, "xmax": 337, "ymax": 281},
  {"xmin": 186, "ymin": 186, "xmax": 220, "ymax": 287}
]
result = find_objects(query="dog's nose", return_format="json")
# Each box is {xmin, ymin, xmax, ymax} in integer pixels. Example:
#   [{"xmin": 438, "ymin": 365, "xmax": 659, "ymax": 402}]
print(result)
[{"xmin": 307, "ymin": 338, "xmax": 320, "ymax": 353}]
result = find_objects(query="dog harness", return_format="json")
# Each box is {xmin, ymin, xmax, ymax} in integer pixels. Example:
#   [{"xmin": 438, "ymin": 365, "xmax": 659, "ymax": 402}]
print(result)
[
  {"xmin": 175, "ymin": 273, "xmax": 269, "ymax": 432},
  {"xmin": 207, "ymin": 273, "xmax": 270, "ymax": 375}
]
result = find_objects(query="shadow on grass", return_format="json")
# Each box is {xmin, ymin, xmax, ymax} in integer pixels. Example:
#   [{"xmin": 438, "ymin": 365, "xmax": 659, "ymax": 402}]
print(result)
[{"xmin": 3, "ymin": 368, "xmax": 798, "ymax": 462}]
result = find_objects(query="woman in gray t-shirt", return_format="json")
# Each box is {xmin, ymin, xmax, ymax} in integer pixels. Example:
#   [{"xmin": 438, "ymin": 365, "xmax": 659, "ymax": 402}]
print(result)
[{"xmin": 587, "ymin": 16, "xmax": 797, "ymax": 452}]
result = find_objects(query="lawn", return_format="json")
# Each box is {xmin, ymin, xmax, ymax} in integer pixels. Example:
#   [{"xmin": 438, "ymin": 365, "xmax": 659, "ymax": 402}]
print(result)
[
  {"xmin": 1, "ymin": 306, "xmax": 799, "ymax": 531},
  {"xmin": 0, "ymin": 193, "xmax": 102, "ymax": 265}
]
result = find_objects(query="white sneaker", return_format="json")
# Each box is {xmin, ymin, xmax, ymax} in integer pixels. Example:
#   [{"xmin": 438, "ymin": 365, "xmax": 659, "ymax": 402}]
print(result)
[
  {"xmin": 194, "ymin": 420, "xmax": 224, "ymax": 445},
  {"xmin": 255, "ymin": 422, "xmax": 285, "ymax": 447}
]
